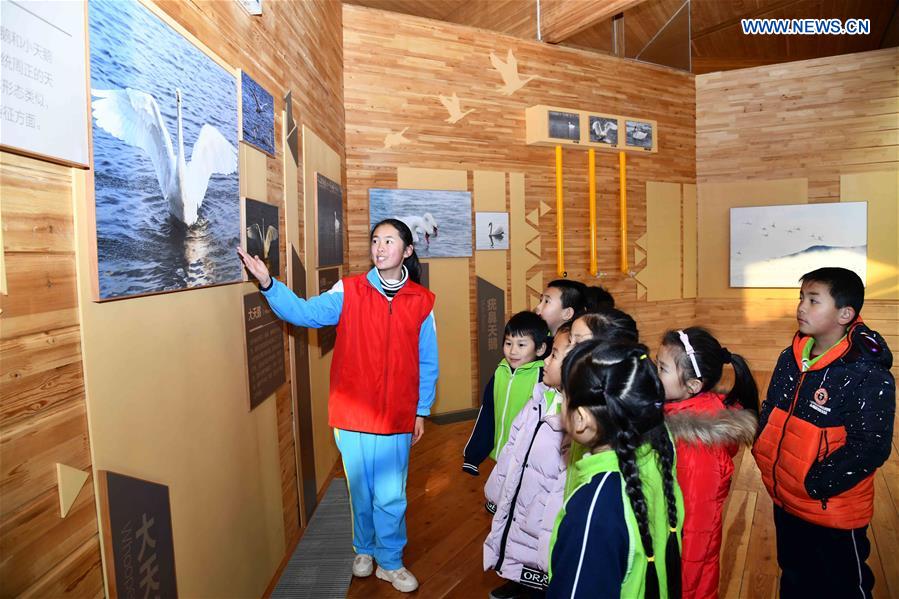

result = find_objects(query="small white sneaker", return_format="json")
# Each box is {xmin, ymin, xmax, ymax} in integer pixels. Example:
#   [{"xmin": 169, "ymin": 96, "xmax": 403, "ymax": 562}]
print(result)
[
  {"xmin": 352, "ymin": 554, "xmax": 373, "ymax": 577},
  {"xmin": 375, "ymin": 566, "xmax": 419, "ymax": 592}
]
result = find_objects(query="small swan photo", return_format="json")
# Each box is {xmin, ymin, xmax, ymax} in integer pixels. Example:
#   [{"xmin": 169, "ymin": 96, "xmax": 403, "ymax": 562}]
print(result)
[
  {"xmin": 243, "ymin": 197, "xmax": 280, "ymax": 278},
  {"xmin": 475, "ymin": 212, "xmax": 509, "ymax": 251}
]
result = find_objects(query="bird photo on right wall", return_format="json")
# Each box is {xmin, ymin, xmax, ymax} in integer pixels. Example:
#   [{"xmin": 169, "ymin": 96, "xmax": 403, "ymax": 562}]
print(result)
[{"xmin": 88, "ymin": 0, "xmax": 240, "ymax": 300}]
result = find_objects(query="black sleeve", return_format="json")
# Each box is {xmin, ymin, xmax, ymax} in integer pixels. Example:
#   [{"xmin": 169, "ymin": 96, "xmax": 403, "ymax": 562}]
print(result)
[
  {"xmin": 805, "ymin": 367, "xmax": 896, "ymax": 499},
  {"xmin": 547, "ymin": 472, "xmax": 628, "ymax": 599},
  {"xmin": 462, "ymin": 375, "xmax": 496, "ymax": 475},
  {"xmin": 757, "ymin": 349, "xmax": 790, "ymax": 435}
]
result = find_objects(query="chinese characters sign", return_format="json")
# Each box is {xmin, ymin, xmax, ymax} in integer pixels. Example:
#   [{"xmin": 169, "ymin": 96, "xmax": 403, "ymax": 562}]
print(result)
[
  {"xmin": 0, "ymin": 1, "xmax": 88, "ymax": 166},
  {"xmin": 243, "ymin": 292, "xmax": 286, "ymax": 410},
  {"xmin": 477, "ymin": 277, "xmax": 505, "ymax": 394},
  {"xmin": 99, "ymin": 471, "xmax": 178, "ymax": 599}
]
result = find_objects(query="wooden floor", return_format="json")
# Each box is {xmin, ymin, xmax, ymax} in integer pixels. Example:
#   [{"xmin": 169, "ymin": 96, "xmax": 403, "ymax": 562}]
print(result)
[{"xmin": 339, "ymin": 418, "xmax": 899, "ymax": 598}]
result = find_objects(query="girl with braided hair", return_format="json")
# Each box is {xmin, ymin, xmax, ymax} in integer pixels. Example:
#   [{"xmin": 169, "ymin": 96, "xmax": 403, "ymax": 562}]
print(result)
[
  {"xmin": 657, "ymin": 327, "xmax": 759, "ymax": 599},
  {"xmin": 547, "ymin": 340, "xmax": 683, "ymax": 599}
]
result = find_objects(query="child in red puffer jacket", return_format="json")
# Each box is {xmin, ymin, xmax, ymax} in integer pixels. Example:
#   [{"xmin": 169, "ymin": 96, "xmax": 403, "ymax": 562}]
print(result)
[{"xmin": 656, "ymin": 327, "xmax": 759, "ymax": 599}]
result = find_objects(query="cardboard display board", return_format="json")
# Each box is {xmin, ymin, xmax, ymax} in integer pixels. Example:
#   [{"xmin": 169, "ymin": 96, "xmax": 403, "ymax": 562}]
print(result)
[
  {"xmin": 243, "ymin": 292, "xmax": 286, "ymax": 410},
  {"xmin": 98, "ymin": 471, "xmax": 178, "ymax": 599}
]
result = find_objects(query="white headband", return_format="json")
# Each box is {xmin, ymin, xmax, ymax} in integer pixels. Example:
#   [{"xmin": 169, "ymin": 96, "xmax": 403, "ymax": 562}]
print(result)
[{"xmin": 677, "ymin": 330, "xmax": 702, "ymax": 379}]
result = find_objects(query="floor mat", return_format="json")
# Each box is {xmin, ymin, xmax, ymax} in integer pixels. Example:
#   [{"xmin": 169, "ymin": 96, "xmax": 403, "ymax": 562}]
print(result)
[{"xmin": 271, "ymin": 479, "xmax": 354, "ymax": 598}]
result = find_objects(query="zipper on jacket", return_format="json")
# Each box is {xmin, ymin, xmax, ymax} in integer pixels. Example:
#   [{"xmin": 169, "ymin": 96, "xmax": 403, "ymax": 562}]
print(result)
[
  {"xmin": 494, "ymin": 411, "xmax": 544, "ymax": 573},
  {"xmin": 771, "ymin": 372, "xmax": 806, "ymax": 501},
  {"xmin": 498, "ymin": 370, "xmax": 516, "ymax": 450}
]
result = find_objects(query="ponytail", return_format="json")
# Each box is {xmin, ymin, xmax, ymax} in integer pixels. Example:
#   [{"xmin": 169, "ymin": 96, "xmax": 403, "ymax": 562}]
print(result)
[
  {"xmin": 724, "ymin": 352, "xmax": 759, "ymax": 412},
  {"xmin": 403, "ymin": 250, "xmax": 422, "ymax": 285},
  {"xmin": 662, "ymin": 327, "xmax": 759, "ymax": 412},
  {"xmin": 563, "ymin": 342, "xmax": 678, "ymax": 599},
  {"xmin": 651, "ymin": 427, "xmax": 682, "ymax": 599}
]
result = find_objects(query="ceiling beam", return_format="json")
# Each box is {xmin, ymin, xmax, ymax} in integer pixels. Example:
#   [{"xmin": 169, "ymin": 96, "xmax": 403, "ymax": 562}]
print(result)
[{"xmin": 540, "ymin": 0, "xmax": 647, "ymax": 43}]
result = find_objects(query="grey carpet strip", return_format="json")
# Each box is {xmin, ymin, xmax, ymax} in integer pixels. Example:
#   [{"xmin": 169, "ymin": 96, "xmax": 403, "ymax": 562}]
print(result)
[{"xmin": 271, "ymin": 479, "xmax": 354, "ymax": 598}]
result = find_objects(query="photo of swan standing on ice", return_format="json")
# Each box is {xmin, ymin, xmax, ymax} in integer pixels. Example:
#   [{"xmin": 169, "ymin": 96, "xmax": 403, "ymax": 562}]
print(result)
[
  {"xmin": 369, "ymin": 189, "xmax": 472, "ymax": 258},
  {"xmin": 88, "ymin": 0, "xmax": 240, "ymax": 300}
]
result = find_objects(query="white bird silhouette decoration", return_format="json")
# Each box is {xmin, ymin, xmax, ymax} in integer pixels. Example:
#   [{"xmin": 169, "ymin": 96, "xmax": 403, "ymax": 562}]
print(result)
[
  {"xmin": 383, "ymin": 127, "xmax": 411, "ymax": 150},
  {"xmin": 490, "ymin": 49, "xmax": 536, "ymax": 96},
  {"xmin": 438, "ymin": 93, "xmax": 474, "ymax": 124},
  {"xmin": 91, "ymin": 88, "xmax": 237, "ymax": 227}
]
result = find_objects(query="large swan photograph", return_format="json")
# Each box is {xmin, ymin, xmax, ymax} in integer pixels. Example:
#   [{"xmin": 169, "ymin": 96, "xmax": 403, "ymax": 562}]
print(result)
[
  {"xmin": 89, "ymin": 0, "xmax": 240, "ymax": 300},
  {"xmin": 369, "ymin": 189, "xmax": 472, "ymax": 258}
]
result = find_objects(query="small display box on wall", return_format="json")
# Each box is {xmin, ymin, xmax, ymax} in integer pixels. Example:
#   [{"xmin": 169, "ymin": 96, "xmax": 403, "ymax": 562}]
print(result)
[{"xmin": 525, "ymin": 105, "xmax": 657, "ymax": 153}]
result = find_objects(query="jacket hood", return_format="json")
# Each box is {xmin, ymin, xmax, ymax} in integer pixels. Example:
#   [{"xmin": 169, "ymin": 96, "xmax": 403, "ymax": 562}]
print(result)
[
  {"xmin": 666, "ymin": 408, "xmax": 757, "ymax": 447},
  {"xmin": 791, "ymin": 319, "xmax": 893, "ymax": 372}
]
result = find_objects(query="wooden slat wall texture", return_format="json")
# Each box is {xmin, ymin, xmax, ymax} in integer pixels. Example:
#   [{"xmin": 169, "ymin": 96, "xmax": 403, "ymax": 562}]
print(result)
[
  {"xmin": 343, "ymin": 4, "xmax": 697, "ymax": 405},
  {"xmin": 0, "ymin": 152, "xmax": 103, "ymax": 598},
  {"xmin": 696, "ymin": 49, "xmax": 899, "ymax": 384},
  {"xmin": 1, "ymin": 0, "xmax": 344, "ymax": 595}
]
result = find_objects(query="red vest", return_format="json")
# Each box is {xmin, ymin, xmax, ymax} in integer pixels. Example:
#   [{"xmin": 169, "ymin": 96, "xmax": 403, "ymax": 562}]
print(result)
[{"xmin": 328, "ymin": 273, "xmax": 435, "ymax": 434}]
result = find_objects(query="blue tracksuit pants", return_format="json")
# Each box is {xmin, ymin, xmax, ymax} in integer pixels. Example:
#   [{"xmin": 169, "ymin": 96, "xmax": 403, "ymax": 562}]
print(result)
[{"xmin": 334, "ymin": 428, "xmax": 411, "ymax": 570}]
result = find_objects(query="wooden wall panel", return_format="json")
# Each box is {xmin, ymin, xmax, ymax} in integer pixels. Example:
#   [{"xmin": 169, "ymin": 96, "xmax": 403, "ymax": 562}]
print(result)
[
  {"xmin": 2, "ymin": 0, "xmax": 344, "ymax": 596},
  {"xmin": 343, "ymin": 5, "xmax": 696, "ymax": 408},
  {"xmin": 696, "ymin": 49, "xmax": 899, "ymax": 384},
  {"xmin": 444, "ymin": 0, "xmax": 537, "ymax": 39},
  {"xmin": 0, "ymin": 152, "xmax": 103, "ymax": 597}
]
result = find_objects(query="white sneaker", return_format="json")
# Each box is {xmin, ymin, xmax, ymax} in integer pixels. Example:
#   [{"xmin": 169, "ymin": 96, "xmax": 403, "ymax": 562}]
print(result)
[
  {"xmin": 352, "ymin": 554, "xmax": 373, "ymax": 577},
  {"xmin": 375, "ymin": 566, "xmax": 419, "ymax": 592}
]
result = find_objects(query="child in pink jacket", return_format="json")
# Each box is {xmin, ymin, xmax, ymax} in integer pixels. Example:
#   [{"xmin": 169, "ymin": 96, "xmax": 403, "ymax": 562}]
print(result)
[{"xmin": 483, "ymin": 324, "xmax": 572, "ymax": 598}]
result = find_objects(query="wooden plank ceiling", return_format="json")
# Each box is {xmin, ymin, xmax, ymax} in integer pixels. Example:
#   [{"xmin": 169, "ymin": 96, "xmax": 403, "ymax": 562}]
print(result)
[{"xmin": 343, "ymin": 0, "xmax": 899, "ymax": 73}]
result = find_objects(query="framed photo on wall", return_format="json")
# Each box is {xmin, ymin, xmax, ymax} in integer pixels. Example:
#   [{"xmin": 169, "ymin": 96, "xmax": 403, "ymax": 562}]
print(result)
[
  {"xmin": 88, "ymin": 0, "xmax": 240, "ymax": 300},
  {"xmin": 729, "ymin": 202, "xmax": 867, "ymax": 288},
  {"xmin": 316, "ymin": 173, "xmax": 344, "ymax": 268},
  {"xmin": 241, "ymin": 197, "xmax": 280, "ymax": 279},
  {"xmin": 548, "ymin": 110, "xmax": 580, "ymax": 142},
  {"xmin": 239, "ymin": 70, "xmax": 275, "ymax": 156},
  {"xmin": 369, "ymin": 188, "xmax": 472, "ymax": 258},
  {"xmin": 624, "ymin": 118, "xmax": 657, "ymax": 152},
  {"xmin": 587, "ymin": 115, "xmax": 620, "ymax": 147}
]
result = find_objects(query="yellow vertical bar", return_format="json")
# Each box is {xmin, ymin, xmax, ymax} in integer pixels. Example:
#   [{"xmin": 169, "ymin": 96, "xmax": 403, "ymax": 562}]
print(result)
[
  {"xmin": 588, "ymin": 149, "xmax": 597, "ymax": 276},
  {"xmin": 555, "ymin": 145, "xmax": 565, "ymax": 277},
  {"xmin": 618, "ymin": 151, "xmax": 628, "ymax": 273}
]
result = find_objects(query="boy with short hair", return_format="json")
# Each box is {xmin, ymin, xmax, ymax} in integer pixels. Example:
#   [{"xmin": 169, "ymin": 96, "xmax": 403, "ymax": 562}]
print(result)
[
  {"xmin": 753, "ymin": 267, "xmax": 895, "ymax": 599},
  {"xmin": 535, "ymin": 280, "xmax": 585, "ymax": 334},
  {"xmin": 463, "ymin": 311, "xmax": 549, "ymax": 476}
]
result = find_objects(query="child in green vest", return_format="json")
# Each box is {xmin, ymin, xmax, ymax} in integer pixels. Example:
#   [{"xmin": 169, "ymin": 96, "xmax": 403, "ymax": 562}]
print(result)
[
  {"xmin": 548, "ymin": 340, "xmax": 684, "ymax": 599},
  {"xmin": 463, "ymin": 311, "xmax": 548, "ymax": 476}
]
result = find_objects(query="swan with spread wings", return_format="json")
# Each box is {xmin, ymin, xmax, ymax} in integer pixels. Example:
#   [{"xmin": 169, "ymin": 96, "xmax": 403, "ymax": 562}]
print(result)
[{"xmin": 91, "ymin": 87, "xmax": 238, "ymax": 227}]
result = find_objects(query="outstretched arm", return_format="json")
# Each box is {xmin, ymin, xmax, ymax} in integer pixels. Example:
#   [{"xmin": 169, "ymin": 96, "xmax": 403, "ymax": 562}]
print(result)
[{"xmin": 237, "ymin": 246, "xmax": 342, "ymax": 328}]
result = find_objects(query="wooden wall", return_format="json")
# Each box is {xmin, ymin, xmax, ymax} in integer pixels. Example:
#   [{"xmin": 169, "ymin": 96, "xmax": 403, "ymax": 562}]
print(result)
[
  {"xmin": 1, "ymin": 153, "xmax": 103, "ymax": 598},
  {"xmin": 1, "ymin": 0, "xmax": 344, "ymax": 596},
  {"xmin": 343, "ymin": 4, "xmax": 696, "ymax": 406},
  {"xmin": 696, "ymin": 48, "xmax": 899, "ymax": 387}
]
